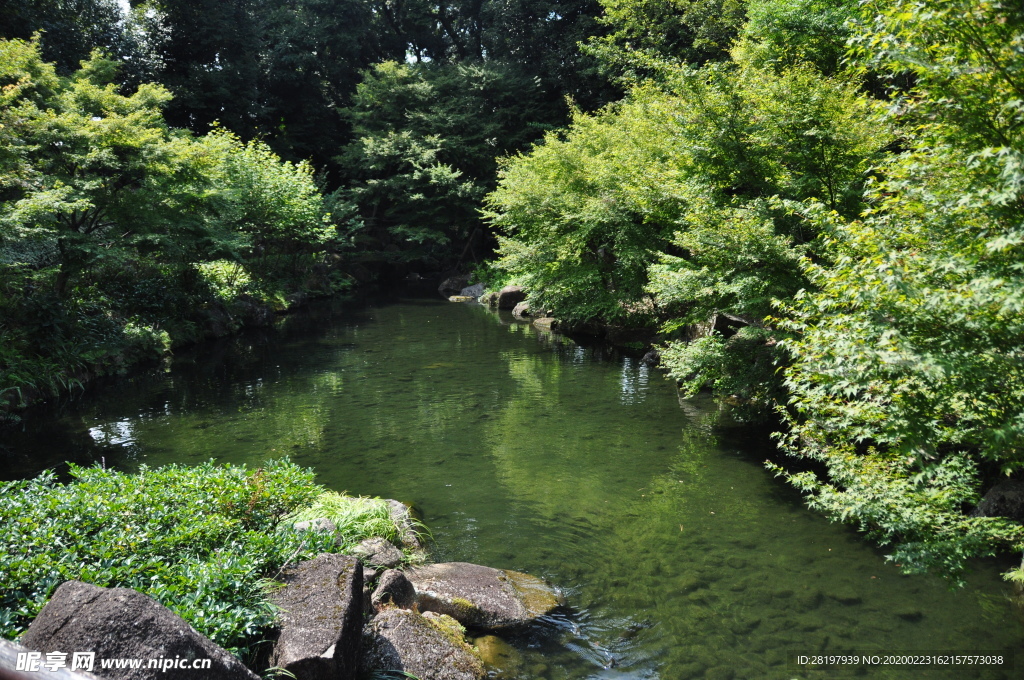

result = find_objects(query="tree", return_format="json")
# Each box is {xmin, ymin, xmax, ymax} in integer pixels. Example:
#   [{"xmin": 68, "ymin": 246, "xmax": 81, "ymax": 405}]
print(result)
[
  {"xmin": 774, "ymin": 0, "xmax": 1024, "ymax": 580},
  {"xmin": 342, "ymin": 60, "xmax": 549, "ymax": 267}
]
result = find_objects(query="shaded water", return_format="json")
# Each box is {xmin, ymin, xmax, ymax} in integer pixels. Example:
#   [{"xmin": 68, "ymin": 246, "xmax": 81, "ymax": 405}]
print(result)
[{"xmin": 3, "ymin": 295, "xmax": 1022, "ymax": 679}]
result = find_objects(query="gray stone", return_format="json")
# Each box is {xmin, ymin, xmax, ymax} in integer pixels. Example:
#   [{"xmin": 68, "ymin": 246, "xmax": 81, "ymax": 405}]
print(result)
[
  {"xmin": 496, "ymin": 286, "xmax": 526, "ymax": 310},
  {"xmin": 353, "ymin": 537, "xmax": 404, "ymax": 569},
  {"xmin": 973, "ymin": 479, "xmax": 1024, "ymax": 521},
  {"xmin": 19, "ymin": 581, "xmax": 258, "ymax": 680},
  {"xmin": 372, "ymin": 570, "xmax": 417, "ymax": 612},
  {"xmin": 293, "ymin": 517, "xmax": 336, "ymax": 533},
  {"xmin": 438, "ymin": 276, "xmax": 471, "ymax": 297},
  {"xmin": 511, "ymin": 301, "xmax": 530, "ymax": 318},
  {"xmin": 405, "ymin": 562, "xmax": 560, "ymax": 630},
  {"xmin": 385, "ymin": 500, "xmax": 424, "ymax": 549},
  {"xmin": 269, "ymin": 553, "xmax": 363, "ymax": 680},
  {"xmin": 532, "ymin": 317, "xmax": 557, "ymax": 330},
  {"xmin": 361, "ymin": 609, "xmax": 484, "ymax": 680},
  {"xmin": 459, "ymin": 283, "xmax": 485, "ymax": 298}
]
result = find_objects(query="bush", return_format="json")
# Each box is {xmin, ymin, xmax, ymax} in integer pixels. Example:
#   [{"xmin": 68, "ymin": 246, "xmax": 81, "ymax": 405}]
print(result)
[{"xmin": 0, "ymin": 459, "xmax": 398, "ymax": 659}]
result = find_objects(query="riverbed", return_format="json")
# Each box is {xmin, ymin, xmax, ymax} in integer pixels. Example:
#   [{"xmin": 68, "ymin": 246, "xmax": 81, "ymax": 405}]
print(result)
[{"xmin": 3, "ymin": 294, "xmax": 1021, "ymax": 679}]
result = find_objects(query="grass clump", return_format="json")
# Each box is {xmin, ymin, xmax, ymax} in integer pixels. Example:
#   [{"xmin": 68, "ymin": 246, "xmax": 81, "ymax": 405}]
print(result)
[
  {"xmin": 286, "ymin": 491, "xmax": 401, "ymax": 550},
  {"xmin": 0, "ymin": 459, "xmax": 394, "ymax": 661}
]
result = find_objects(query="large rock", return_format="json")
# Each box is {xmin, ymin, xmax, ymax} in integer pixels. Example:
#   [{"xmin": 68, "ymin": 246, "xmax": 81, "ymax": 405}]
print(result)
[
  {"xmin": 352, "ymin": 537, "xmax": 404, "ymax": 568},
  {"xmin": 385, "ymin": 500, "xmax": 424, "ymax": 549},
  {"xmin": 371, "ymin": 570, "xmax": 416, "ymax": 612},
  {"xmin": 361, "ymin": 609, "xmax": 484, "ymax": 680},
  {"xmin": 438, "ymin": 275, "xmax": 471, "ymax": 297},
  {"xmin": 496, "ymin": 286, "xmax": 526, "ymax": 310},
  {"xmin": 511, "ymin": 301, "xmax": 531, "ymax": 318},
  {"xmin": 973, "ymin": 479, "xmax": 1024, "ymax": 521},
  {"xmin": 269, "ymin": 553, "xmax": 363, "ymax": 680},
  {"xmin": 459, "ymin": 283, "xmax": 485, "ymax": 299},
  {"xmin": 19, "ymin": 581, "xmax": 259, "ymax": 680},
  {"xmin": 405, "ymin": 562, "xmax": 560, "ymax": 630}
]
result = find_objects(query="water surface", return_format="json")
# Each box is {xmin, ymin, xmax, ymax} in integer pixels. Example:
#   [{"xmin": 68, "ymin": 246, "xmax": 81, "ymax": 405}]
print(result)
[{"xmin": 4, "ymin": 295, "xmax": 1021, "ymax": 679}]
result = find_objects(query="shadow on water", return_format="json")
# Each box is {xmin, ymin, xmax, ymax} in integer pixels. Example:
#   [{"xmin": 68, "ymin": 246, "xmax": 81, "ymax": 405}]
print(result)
[{"xmin": 3, "ymin": 293, "xmax": 1023, "ymax": 679}]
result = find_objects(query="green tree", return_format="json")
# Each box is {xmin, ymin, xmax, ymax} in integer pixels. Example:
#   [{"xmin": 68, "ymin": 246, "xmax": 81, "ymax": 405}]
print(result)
[
  {"xmin": 774, "ymin": 0, "xmax": 1024, "ymax": 580},
  {"xmin": 342, "ymin": 60, "xmax": 549, "ymax": 267}
]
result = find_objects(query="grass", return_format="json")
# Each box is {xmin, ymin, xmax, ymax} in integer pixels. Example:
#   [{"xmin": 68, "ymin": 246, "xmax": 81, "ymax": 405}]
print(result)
[{"xmin": 286, "ymin": 491, "xmax": 402, "ymax": 549}]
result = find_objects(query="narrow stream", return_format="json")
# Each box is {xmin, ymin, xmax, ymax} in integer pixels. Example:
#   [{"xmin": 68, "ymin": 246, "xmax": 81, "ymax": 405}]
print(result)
[{"xmin": 3, "ymin": 294, "xmax": 1021, "ymax": 679}]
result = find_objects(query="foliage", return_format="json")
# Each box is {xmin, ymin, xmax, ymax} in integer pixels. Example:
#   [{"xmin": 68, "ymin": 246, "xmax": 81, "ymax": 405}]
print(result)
[
  {"xmin": 341, "ymin": 60, "xmax": 550, "ymax": 267},
  {"xmin": 0, "ymin": 459, "xmax": 339, "ymax": 657},
  {"xmin": 0, "ymin": 39, "xmax": 340, "ymax": 412},
  {"xmin": 772, "ymin": 0, "xmax": 1024, "ymax": 579},
  {"xmin": 732, "ymin": 0, "xmax": 858, "ymax": 75}
]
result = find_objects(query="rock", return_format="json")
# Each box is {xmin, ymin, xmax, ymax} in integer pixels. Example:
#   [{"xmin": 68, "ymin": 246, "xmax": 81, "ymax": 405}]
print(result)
[
  {"xmin": 269, "ymin": 553, "xmax": 363, "ymax": 680},
  {"xmin": 439, "ymin": 275, "xmax": 472, "ymax": 297},
  {"xmin": 511, "ymin": 301, "xmax": 530, "ymax": 318},
  {"xmin": 496, "ymin": 286, "xmax": 526, "ymax": 310},
  {"xmin": 473, "ymin": 635, "xmax": 525, "ymax": 678},
  {"xmin": 372, "ymin": 570, "xmax": 417, "ymax": 612},
  {"xmin": 479, "ymin": 292, "xmax": 499, "ymax": 307},
  {"xmin": 361, "ymin": 609, "xmax": 484, "ymax": 680},
  {"xmin": 293, "ymin": 517, "xmax": 336, "ymax": 533},
  {"xmin": 459, "ymin": 283, "xmax": 485, "ymax": 298},
  {"xmin": 641, "ymin": 349, "xmax": 661, "ymax": 367},
  {"xmin": 405, "ymin": 562, "xmax": 560, "ymax": 630},
  {"xmin": 19, "ymin": 581, "xmax": 258, "ymax": 680},
  {"xmin": 448, "ymin": 295, "xmax": 475, "ymax": 303},
  {"xmin": 973, "ymin": 479, "xmax": 1024, "ymax": 521},
  {"xmin": 385, "ymin": 499, "xmax": 424, "ymax": 549},
  {"xmin": 532, "ymin": 317, "xmax": 557, "ymax": 330}
]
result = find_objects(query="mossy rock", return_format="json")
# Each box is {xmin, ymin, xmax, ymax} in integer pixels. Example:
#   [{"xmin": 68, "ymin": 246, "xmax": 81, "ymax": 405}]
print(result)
[{"xmin": 361, "ymin": 609, "xmax": 484, "ymax": 680}]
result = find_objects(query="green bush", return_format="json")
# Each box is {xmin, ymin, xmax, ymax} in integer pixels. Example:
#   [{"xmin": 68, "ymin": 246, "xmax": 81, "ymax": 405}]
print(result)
[{"xmin": 0, "ymin": 459, "xmax": 397, "ymax": 659}]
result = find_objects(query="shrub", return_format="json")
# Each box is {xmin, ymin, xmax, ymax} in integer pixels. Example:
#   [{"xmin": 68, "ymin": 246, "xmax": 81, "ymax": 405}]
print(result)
[{"xmin": 0, "ymin": 459, "xmax": 397, "ymax": 659}]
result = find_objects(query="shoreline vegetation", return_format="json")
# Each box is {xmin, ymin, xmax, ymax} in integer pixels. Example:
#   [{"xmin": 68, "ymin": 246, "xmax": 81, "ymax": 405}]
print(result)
[
  {"xmin": 0, "ymin": 459, "xmax": 413, "ymax": 660},
  {"xmin": 2, "ymin": 0, "xmax": 1023, "ymax": 592}
]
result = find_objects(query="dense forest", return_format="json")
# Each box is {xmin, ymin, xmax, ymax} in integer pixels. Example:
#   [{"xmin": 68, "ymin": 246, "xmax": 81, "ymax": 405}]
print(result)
[{"xmin": 2, "ymin": 0, "xmax": 1023, "ymax": 586}]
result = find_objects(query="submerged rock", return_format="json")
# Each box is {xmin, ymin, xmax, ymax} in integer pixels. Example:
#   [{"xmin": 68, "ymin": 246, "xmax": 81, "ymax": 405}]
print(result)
[
  {"xmin": 353, "ymin": 537, "xmax": 404, "ymax": 568},
  {"xmin": 270, "ymin": 553, "xmax": 363, "ymax": 680},
  {"xmin": 473, "ymin": 635, "xmax": 525, "ymax": 678},
  {"xmin": 362, "ymin": 609, "xmax": 484, "ymax": 680},
  {"xmin": 448, "ymin": 295, "xmax": 475, "ymax": 302},
  {"xmin": 405, "ymin": 562, "xmax": 560, "ymax": 630},
  {"xmin": 20, "ymin": 581, "xmax": 259, "ymax": 680}
]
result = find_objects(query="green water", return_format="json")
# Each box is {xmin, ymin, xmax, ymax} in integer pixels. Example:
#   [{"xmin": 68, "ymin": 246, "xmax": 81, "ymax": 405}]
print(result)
[{"xmin": 4, "ymin": 295, "xmax": 1022, "ymax": 679}]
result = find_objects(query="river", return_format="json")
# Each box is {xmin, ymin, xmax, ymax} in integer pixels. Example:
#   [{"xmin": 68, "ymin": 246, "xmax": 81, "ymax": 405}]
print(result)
[{"xmin": 2, "ymin": 294, "xmax": 1021, "ymax": 679}]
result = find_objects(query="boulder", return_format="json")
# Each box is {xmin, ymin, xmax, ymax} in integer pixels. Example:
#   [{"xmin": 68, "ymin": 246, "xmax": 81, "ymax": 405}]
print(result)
[
  {"xmin": 459, "ymin": 283, "xmax": 485, "ymax": 299},
  {"xmin": 448, "ymin": 296, "xmax": 475, "ymax": 303},
  {"xmin": 352, "ymin": 537, "xmax": 404, "ymax": 569},
  {"xmin": 385, "ymin": 500, "xmax": 424, "ymax": 549},
  {"xmin": 293, "ymin": 517, "xmax": 336, "ymax": 533},
  {"xmin": 641, "ymin": 349, "xmax": 661, "ymax": 367},
  {"xmin": 532, "ymin": 317, "xmax": 557, "ymax": 330},
  {"xmin": 973, "ymin": 479, "xmax": 1024, "ymax": 521},
  {"xmin": 371, "ymin": 570, "xmax": 417, "ymax": 612},
  {"xmin": 511, "ymin": 302, "xmax": 530, "ymax": 318},
  {"xmin": 361, "ymin": 609, "xmax": 484, "ymax": 680},
  {"xmin": 269, "ymin": 554, "xmax": 363, "ymax": 680},
  {"xmin": 405, "ymin": 562, "xmax": 560, "ymax": 630},
  {"xmin": 19, "ymin": 581, "xmax": 259, "ymax": 680},
  {"xmin": 496, "ymin": 286, "xmax": 526, "ymax": 310},
  {"xmin": 438, "ymin": 276, "xmax": 472, "ymax": 297},
  {"xmin": 479, "ymin": 292, "xmax": 500, "ymax": 307}
]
